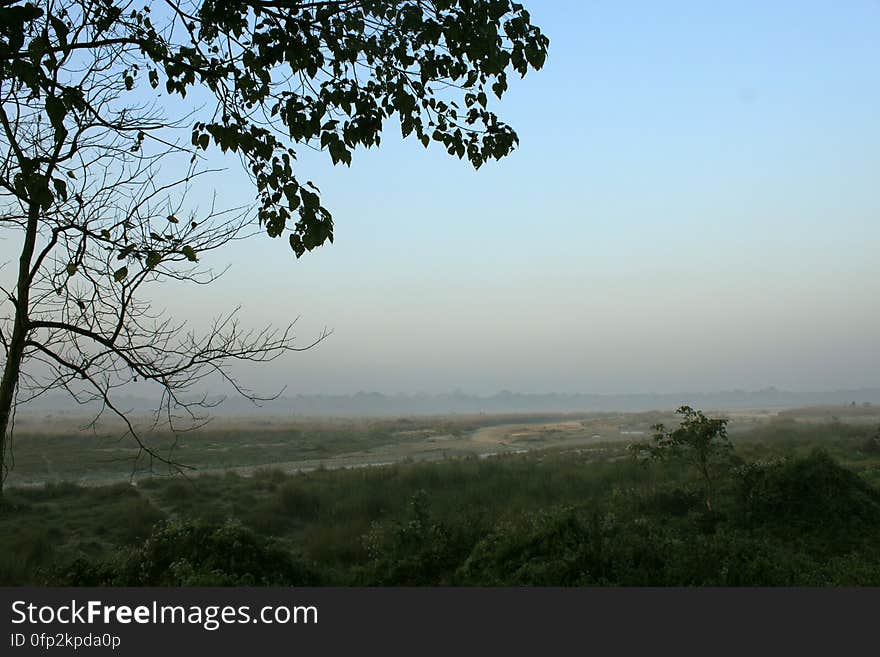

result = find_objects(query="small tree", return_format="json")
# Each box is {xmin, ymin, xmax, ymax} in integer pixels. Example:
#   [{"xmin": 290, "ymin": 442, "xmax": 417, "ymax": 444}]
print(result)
[{"xmin": 629, "ymin": 406, "xmax": 733, "ymax": 512}]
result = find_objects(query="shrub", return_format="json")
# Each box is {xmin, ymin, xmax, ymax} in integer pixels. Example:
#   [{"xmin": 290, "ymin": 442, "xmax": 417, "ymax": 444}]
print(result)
[
  {"xmin": 734, "ymin": 449, "xmax": 880, "ymax": 546},
  {"xmin": 53, "ymin": 519, "xmax": 320, "ymax": 586},
  {"xmin": 458, "ymin": 507, "xmax": 598, "ymax": 586},
  {"xmin": 362, "ymin": 491, "xmax": 480, "ymax": 585},
  {"xmin": 277, "ymin": 480, "xmax": 322, "ymax": 519}
]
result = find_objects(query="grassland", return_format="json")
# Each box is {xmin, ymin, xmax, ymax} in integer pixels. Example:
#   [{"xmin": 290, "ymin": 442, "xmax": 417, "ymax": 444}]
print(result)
[
  {"xmin": 4, "ymin": 407, "xmax": 795, "ymax": 486},
  {"xmin": 2, "ymin": 405, "xmax": 880, "ymax": 585}
]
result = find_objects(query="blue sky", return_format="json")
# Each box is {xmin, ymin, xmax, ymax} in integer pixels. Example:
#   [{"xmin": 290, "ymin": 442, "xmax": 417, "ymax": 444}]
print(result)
[
  {"xmin": 154, "ymin": 0, "xmax": 880, "ymax": 396},
  {"xmin": 29, "ymin": 1, "xmax": 880, "ymax": 396}
]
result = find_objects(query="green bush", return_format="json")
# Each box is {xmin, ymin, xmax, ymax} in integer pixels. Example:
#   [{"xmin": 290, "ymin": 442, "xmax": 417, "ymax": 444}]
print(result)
[
  {"xmin": 458, "ymin": 507, "xmax": 597, "ymax": 585},
  {"xmin": 277, "ymin": 480, "xmax": 322, "ymax": 519},
  {"xmin": 53, "ymin": 519, "xmax": 321, "ymax": 586},
  {"xmin": 362, "ymin": 491, "xmax": 482, "ymax": 585},
  {"xmin": 11, "ymin": 427, "xmax": 880, "ymax": 587},
  {"xmin": 735, "ymin": 449, "xmax": 880, "ymax": 540}
]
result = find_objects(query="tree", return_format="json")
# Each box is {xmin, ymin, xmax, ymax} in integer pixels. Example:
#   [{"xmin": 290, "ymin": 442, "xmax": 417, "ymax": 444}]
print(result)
[
  {"xmin": 0, "ymin": 1, "xmax": 549, "ymax": 491},
  {"xmin": 629, "ymin": 406, "xmax": 733, "ymax": 512}
]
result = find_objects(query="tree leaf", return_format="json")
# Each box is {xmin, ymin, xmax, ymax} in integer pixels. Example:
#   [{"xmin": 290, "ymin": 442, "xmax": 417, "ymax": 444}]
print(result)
[
  {"xmin": 49, "ymin": 14, "xmax": 69, "ymax": 53},
  {"xmin": 51, "ymin": 177, "xmax": 67, "ymax": 202}
]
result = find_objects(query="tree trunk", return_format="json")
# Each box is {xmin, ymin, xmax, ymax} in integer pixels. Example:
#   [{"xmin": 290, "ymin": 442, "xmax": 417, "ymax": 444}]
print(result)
[
  {"xmin": 699, "ymin": 462, "xmax": 712, "ymax": 512},
  {"xmin": 0, "ymin": 200, "xmax": 40, "ymax": 498}
]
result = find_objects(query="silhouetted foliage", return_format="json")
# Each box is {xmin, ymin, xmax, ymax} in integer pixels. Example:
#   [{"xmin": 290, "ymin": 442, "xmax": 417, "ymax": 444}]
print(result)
[{"xmin": 0, "ymin": 0, "xmax": 548, "ymax": 489}]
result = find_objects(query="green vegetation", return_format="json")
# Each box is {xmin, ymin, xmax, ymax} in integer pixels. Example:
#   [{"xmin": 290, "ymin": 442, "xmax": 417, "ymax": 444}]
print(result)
[
  {"xmin": 4, "ymin": 413, "xmax": 599, "ymax": 486},
  {"xmin": 3, "ymin": 416, "xmax": 880, "ymax": 586},
  {"xmin": 630, "ymin": 406, "xmax": 734, "ymax": 511}
]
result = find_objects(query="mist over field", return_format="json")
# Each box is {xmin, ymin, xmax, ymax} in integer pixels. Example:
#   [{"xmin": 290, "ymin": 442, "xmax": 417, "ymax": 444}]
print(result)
[{"xmin": 15, "ymin": 387, "xmax": 880, "ymax": 418}]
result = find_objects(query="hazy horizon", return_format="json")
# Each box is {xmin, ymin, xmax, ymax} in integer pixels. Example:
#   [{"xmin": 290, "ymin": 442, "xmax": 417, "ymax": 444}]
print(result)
[{"xmin": 16, "ymin": 386, "xmax": 880, "ymax": 420}]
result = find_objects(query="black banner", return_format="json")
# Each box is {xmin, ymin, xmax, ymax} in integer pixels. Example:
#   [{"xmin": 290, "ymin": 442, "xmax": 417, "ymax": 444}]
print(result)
[{"xmin": 1, "ymin": 587, "xmax": 876, "ymax": 655}]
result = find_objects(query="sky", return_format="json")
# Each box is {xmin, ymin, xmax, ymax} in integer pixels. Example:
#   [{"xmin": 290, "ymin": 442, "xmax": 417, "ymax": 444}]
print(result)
[{"xmin": 10, "ymin": 1, "xmax": 880, "ymax": 397}]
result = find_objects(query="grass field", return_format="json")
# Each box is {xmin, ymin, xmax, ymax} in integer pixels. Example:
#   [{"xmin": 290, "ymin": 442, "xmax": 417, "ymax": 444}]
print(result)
[
  {"xmin": 2, "ymin": 405, "xmax": 880, "ymax": 585},
  {"xmin": 3, "ymin": 411, "xmax": 674, "ymax": 485},
  {"xmin": 4, "ymin": 406, "xmax": 825, "ymax": 486}
]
